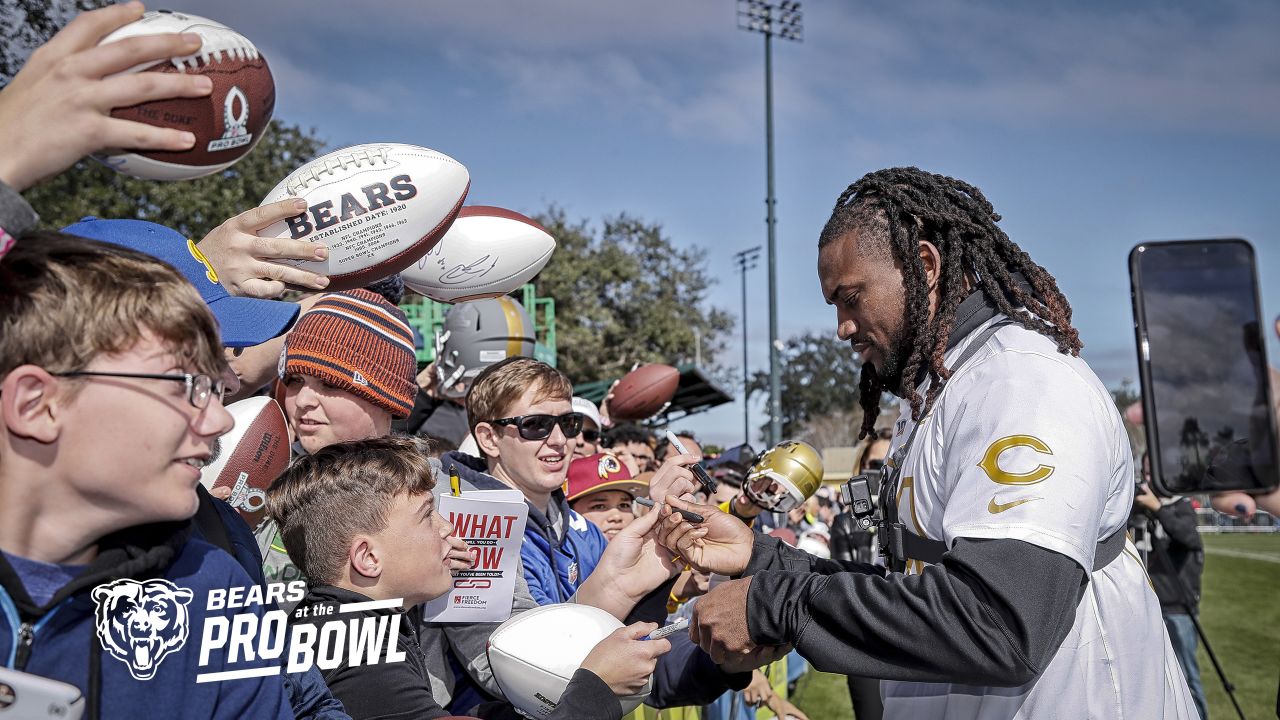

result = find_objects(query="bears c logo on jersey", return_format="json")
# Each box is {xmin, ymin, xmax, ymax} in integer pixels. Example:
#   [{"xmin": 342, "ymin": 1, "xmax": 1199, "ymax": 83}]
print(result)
[{"xmin": 978, "ymin": 435, "xmax": 1056, "ymax": 485}]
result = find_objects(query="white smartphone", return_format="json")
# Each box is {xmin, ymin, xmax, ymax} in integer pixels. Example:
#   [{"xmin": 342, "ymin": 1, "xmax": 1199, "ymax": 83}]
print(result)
[{"xmin": 0, "ymin": 667, "xmax": 84, "ymax": 719}]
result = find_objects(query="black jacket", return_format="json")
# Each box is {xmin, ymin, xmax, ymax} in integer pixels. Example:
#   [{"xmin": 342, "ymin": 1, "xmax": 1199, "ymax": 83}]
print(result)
[
  {"xmin": 293, "ymin": 585, "xmax": 621, "ymax": 719},
  {"xmin": 1141, "ymin": 498, "xmax": 1204, "ymax": 613}
]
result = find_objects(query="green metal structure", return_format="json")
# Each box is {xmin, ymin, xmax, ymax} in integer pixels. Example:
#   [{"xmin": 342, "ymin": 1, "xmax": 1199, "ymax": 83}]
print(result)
[{"xmin": 399, "ymin": 284, "xmax": 557, "ymax": 368}]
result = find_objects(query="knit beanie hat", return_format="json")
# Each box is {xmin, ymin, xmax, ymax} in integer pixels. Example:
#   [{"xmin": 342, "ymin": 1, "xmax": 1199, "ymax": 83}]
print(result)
[{"xmin": 283, "ymin": 289, "xmax": 417, "ymax": 418}]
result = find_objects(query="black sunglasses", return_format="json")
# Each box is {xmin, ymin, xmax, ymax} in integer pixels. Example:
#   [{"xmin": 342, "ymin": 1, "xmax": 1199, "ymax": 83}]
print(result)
[
  {"xmin": 490, "ymin": 412, "xmax": 585, "ymax": 441},
  {"xmin": 581, "ymin": 429, "xmax": 600, "ymax": 443}
]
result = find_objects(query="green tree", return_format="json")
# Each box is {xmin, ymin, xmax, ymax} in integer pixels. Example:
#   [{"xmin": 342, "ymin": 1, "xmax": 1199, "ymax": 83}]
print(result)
[
  {"xmin": 532, "ymin": 207, "xmax": 735, "ymax": 384},
  {"xmin": 748, "ymin": 332, "xmax": 865, "ymax": 441},
  {"xmin": 22, "ymin": 120, "xmax": 325, "ymax": 237},
  {"xmin": 1, "ymin": 0, "xmax": 103, "ymax": 86}
]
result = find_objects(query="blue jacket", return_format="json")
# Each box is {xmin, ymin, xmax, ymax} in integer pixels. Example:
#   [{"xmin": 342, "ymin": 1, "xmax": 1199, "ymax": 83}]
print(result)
[
  {"xmin": 0, "ymin": 521, "xmax": 291, "ymax": 720},
  {"xmin": 440, "ymin": 452, "xmax": 608, "ymax": 605}
]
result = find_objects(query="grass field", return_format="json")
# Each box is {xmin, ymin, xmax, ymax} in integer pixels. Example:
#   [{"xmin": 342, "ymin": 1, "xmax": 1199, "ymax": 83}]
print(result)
[{"xmin": 790, "ymin": 533, "xmax": 1280, "ymax": 719}]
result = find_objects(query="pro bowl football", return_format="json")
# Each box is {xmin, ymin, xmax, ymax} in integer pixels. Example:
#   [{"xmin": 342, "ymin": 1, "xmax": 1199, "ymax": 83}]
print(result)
[
  {"xmin": 259, "ymin": 142, "xmax": 470, "ymax": 291},
  {"xmin": 95, "ymin": 10, "xmax": 275, "ymax": 181},
  {"xmin": 200, "ymin": 396, "xmax": 289, "ymax": 526}
]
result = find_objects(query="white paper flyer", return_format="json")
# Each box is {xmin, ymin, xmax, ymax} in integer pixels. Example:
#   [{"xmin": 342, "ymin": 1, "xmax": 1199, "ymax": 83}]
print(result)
[{"xmin": 423, "ymin": 489, "xmax": 528, "ymax": 623}]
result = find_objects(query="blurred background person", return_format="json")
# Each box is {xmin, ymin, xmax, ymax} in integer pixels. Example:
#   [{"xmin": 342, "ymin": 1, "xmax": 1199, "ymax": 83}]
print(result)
[{"xmin": 1134, "ymin": 453, "xmax": 1209, "ymax": 719}]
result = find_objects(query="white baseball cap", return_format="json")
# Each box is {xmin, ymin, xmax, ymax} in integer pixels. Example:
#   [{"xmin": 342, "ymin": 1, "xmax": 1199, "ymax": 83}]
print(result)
[{"xmin": 572, "ymin": 397, "xmax": 603, "ymax": 429}]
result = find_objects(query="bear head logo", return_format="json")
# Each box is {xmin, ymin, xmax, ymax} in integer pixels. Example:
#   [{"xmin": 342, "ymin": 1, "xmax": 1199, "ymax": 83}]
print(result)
[{"xmin": 91, "ymin": 578, "xmax": 194, "ymax": 681}]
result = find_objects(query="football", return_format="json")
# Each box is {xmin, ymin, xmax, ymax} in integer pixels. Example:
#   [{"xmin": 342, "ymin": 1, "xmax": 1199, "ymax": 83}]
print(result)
[
  {"xmin": 95, "ymin": 10, "xmax": 275, "ymax": 181},
  {"xmin": 258, "ymin": 143, "xmax": 470, "ymax": 291},
  {"xmin": 609, "ymin": 364, "xmax": 681, "ymax": 421},
  {"xmin": 200, "ymin": 396, "xmax": 289, "ymax": 527},
  {"xmin": 488, "ymin": 604, "xmax": 651, "ymax": 717},
  {"xmin": 400, "ymin": 206, "xmax": 556, "ymax": 303}
]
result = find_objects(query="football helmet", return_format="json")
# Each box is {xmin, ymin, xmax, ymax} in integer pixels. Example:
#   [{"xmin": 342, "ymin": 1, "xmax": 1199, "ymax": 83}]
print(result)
[
  {"xmin": 743, "ymin": 441, "xmax": 823, "ymax": 512},
  {"xmin": 434, "ymin": 296, "xmax": 535, "ymax": 399}
]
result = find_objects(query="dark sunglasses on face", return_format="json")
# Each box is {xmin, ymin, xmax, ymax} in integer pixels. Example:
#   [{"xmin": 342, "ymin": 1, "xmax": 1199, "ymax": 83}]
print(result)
[
  {"xmin": 490, "ymin": 412, "xmax": 585, "ymax": 441},
  {"xmin": 581, "ymin": 429, "xmax": 600, "ymax": 443}
]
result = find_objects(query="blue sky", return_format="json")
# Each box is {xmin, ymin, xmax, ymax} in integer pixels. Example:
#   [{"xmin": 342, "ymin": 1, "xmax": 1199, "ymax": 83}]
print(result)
[{"xmin": 168, "ymin": 0, "xmax": 1280, "ymax": 448}]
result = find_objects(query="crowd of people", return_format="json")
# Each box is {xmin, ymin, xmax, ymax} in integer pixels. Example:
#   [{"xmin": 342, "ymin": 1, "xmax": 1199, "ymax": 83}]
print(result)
[{"xmin": 0, "ymin": 4, "xmax": 1231, "ymax": 720}]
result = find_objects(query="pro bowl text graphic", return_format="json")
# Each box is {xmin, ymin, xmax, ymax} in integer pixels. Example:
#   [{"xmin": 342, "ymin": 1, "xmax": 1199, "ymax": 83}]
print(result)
[{"xmin": 92, "ymin": 580, "xmax": 410, "ymax": 684}]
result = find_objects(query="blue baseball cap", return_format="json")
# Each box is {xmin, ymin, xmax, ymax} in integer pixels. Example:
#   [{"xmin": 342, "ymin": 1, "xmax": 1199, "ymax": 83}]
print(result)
[{"xmin": 62, "ymin": 218, "xmax": 299, "ymax": 348}]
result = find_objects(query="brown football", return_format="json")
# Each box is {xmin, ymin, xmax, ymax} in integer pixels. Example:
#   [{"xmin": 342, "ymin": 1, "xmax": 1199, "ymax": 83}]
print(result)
[
  {"xmin": 609, "ymin": 364, "xmax": 680, "ymax": 421},
  {"xmin": 200, "ymin": 396, "xmax": 289, "ymax": 528},
  {"xmin": 97, "ymin": 10, "xmax": 275, "ymax": 181}
]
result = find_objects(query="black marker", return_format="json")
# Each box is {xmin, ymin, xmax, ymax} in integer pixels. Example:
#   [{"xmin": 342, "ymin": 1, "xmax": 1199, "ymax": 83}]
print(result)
[
  {"xmin": 665, "ymin": 431, "xmax": 718, "ymax": 495},
  {"xmin": 635, "ymin": 496, "xmax": 703, "ymax": 523}
]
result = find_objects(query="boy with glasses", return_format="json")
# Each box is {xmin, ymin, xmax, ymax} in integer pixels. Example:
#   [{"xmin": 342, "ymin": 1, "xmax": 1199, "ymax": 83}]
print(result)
[
  {"xmin": 570, "ymin": 396, "xmax": 604, "ymax": 459},
  {"xmin": 442, "ymin": 358, "xmax": 605, "ymax": 604},
  {"xmin": 0, "ymin": 233, "xmax": 290, "ymax": 719}
]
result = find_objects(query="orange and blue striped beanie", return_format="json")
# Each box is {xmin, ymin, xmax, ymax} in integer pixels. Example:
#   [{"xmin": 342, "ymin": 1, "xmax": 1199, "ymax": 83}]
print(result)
[{"xmin": 282, "ymin": 289, "xmax": 417, "ymax": 418}]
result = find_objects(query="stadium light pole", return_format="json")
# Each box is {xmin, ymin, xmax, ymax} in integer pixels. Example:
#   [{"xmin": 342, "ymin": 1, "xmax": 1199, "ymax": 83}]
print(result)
[
  {"xmin": 734, "ymin": 246, "xmax": 762, "ymax": 444},
  {"xmin": 737, "ymin": 0, "xmax": 801, "ymax": 446}
]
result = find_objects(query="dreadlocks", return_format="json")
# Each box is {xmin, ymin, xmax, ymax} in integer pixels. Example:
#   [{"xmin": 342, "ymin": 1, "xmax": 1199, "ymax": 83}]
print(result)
[{"xmin": 819, "ymin": 167, "xmax": 1083, "ymax": 439}]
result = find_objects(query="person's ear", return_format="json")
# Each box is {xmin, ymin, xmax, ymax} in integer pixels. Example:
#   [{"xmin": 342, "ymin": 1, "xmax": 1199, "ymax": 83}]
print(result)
[
  {"xmin": 349, "ymin": 536, "xmax": 382, "ymax": 580},
  {"xmin": 1, "ymin": 366, "xmax": 64, "ymax": 444},
  {"xmin": 918, "ymin": 240, "xmax": 943, "ymax": 291},
  {"xmin": 474, "ymin": 422, "xmax": 501, "ymax": 459}
]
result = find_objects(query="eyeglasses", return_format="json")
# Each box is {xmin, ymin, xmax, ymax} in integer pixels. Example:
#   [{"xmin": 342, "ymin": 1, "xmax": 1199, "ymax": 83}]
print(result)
[
  {"xmin": 490, "ymin": 412, "xmax": 585, "ymax": 441},
  {"xmin": 52, "ymin": 371, "xmax": 226, "ymax": 410},
  {"xmin": 581, "ymin": 429, "xmax": 601, "ymax": 443}
]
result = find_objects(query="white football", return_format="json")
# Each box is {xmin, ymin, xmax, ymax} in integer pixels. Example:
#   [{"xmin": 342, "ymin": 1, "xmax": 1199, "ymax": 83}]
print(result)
[
  {"xmin": 487, "ymin": 604, "xmax": 651, "ymax": 718},
  {"xmin": 259, "ymin": 143, "xmax": 470, "ymax": 291},
  {"xmin": 400, "ymin": 206, "xmax": 556, "ymax": 303}
]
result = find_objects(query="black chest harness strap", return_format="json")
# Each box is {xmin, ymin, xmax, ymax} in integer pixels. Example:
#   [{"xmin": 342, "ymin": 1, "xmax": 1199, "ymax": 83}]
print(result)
[{"xmin": 862, "ymin": 319, "xmax": 1127, "ymax": 574}]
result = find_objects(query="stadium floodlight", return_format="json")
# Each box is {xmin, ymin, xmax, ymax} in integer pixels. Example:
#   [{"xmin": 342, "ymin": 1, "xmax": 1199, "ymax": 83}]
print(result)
[
  {"xmin": 736, "ymin": 0, "xmax": 801, "ymax": 445},
  {"xmin": 734, "ymin": 245, "xmax": 762, "ymax": 443}
]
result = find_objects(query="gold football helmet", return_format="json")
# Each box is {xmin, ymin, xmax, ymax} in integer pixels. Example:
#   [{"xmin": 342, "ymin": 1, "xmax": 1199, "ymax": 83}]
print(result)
[{"xmin": 743, "ymin": 441, "xmax": 823, "ymax": 512}]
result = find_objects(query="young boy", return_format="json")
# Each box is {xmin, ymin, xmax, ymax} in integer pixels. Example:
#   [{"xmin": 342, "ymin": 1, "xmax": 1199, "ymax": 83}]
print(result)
[
  {"xmin": 566, "ymin": 453, "xmax": 647, "ymax": 541},
  {"xmin": 256, "ymin": 288, "xmax": 419, "ymax": 584},
  {"xmin": 268, "ymin": 435, "xmax": 669, "ymax": 719},
  {"xmin": 0, "ymin": 232, "xmax": 290, "ymax": 719}
]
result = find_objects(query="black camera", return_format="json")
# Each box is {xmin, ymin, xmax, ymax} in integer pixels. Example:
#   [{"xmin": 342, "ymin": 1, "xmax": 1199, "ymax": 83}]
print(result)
[{"xmin": 839, "ymin": 473, "xmax": 879, "ymax": 531}]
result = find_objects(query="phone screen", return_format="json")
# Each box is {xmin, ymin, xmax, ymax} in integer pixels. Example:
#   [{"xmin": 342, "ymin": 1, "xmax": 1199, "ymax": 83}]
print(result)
[{"xmin": 1131, "ymin": 240, "xmax": 1278, "ymax": 494}]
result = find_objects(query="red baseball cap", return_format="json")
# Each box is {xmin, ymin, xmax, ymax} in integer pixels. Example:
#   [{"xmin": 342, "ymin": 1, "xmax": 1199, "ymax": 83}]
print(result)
[{"xmin": 566, "ymin": 453, "xmax": 648, "ymax": 502}]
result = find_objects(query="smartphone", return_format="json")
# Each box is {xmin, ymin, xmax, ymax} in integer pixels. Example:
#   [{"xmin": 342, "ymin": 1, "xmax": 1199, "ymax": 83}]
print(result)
[
  {"xmin": 0, "ymin": 667, "xmax": 84, "ymax": 719},
  {"xmin": 1129, "ymin": 239, "xmax": 1279, "ymax": 495}
]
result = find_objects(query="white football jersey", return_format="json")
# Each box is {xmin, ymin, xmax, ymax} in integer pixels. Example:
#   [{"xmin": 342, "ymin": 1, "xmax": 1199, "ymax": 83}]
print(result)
[{"xmin": 880, "ymin": 317, "xmax": 1197, "ymax": 720}]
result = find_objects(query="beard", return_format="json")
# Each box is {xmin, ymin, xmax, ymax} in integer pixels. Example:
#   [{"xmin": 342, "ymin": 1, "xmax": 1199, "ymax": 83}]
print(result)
[{"xmin": 863, "ymin": 313, "xmax": 914, "ymax": 397}]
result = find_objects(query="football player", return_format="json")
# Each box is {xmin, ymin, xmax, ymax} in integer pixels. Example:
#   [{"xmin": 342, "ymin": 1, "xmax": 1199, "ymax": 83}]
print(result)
[{"xmin": 659, "ymin": 167, "xmax": 1197, "ymax": 719}]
